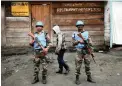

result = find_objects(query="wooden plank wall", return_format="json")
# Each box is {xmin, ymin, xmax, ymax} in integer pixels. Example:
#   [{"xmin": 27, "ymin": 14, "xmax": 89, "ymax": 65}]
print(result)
[
  {"xmin": 6, "ymin": 17, "xmax": 31, "ymax": 47},
  {"xmin": 52, "ymin": 2, "xmax": 104, "ymax": 48},
  {"xmin": 104, "ymin": 2, "xmax": 110, "ymax": 46},
  {"xmin": 1, "ymin": 5, "xmax": 6, "ymax": 47}
]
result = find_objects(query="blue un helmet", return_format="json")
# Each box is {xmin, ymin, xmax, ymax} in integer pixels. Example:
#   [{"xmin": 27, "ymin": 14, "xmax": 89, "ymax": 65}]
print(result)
[
  {"xmin": 76, "ymin": 20, "xmax": 84, "ymax": 27},
  {"xmin": 36, "ymin": 21, "xmax": 44, "ymax": 27}
]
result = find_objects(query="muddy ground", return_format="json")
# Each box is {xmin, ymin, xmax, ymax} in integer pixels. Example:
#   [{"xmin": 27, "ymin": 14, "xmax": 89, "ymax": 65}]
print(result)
[{"xmin": 1, "ymin": 49, "xmax": 122, "ymax": 86}]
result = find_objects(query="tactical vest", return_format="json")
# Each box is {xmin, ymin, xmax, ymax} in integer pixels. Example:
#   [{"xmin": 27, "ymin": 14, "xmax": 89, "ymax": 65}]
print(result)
[
  {"xmin": 73, "ymin": 31, "xmax": 89, "ymax": 49},
  {"xmin": 33, "ymin": 31, "xmax": 47, "ymax": 50}
]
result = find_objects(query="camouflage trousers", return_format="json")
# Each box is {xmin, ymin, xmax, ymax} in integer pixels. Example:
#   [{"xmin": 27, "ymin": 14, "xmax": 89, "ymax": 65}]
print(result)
[
  {"xmin": 33, "ymin": 49, "xmax": 48, "ymax": 77},
  {"xmin": 75, "ymin": 48, "xmax": 91, "ymax": 76}
]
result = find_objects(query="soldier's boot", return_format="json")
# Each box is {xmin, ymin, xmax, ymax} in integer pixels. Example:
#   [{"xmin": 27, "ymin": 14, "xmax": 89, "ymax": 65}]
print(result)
[
  {"xmin": 32, "ymin": 74, "xmax": 39, "ymax": 84},
  {"xmin": 75, "ymin": 75, "xmax": 81, "ymax": 85},
  {"xmin": 87, "ymin": 75, "xmax": 96, "ymax": 83},
  {"xmin": 42, "ymin": 75, "xmax": 47, "ymax": 84}
]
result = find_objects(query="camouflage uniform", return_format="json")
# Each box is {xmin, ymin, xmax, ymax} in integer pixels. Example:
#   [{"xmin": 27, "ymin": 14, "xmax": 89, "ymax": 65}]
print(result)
[
  {"xmin": 72, "ymin": 31, "xmax": 95, "ymax": 84},
  {"xmin": 75, "ymin": 48, "xmax": 91, "ymax": 76},
  {"xmin": 32, "ymin": 31, "xmax": 51, "ymax": 84},
  {"xmin": 33, "ymin": 50, "xmax": 48, "ymax": 81}
]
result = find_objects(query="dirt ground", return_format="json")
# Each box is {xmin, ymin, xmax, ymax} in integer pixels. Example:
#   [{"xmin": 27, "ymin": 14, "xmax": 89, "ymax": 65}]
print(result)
[{"xmin": 1, "ymin": 49, "xmax": 122, "ymax": 86}]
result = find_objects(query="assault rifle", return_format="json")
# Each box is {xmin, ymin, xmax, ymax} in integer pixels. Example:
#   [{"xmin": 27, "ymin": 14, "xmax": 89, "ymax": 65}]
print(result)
[
  {"xmin": 28, "ymin": 32, "xmax": 47, "ymax": 55},
  {"xmin": 77, "ymin": 33, "xmax": 96, "ymax": 64}
]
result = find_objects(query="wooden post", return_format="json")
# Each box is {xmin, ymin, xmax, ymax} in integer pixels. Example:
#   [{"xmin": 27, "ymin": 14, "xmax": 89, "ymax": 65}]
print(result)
[{"xmin": 1, "ymin": 4, "xmax": 6, "ymax": 47}]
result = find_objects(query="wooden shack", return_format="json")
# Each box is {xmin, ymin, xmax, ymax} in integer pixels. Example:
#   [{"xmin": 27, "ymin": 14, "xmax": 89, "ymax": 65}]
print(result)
[{"xmin": 1, "ymin": 1, "xmax": 105, "ymax": 49}]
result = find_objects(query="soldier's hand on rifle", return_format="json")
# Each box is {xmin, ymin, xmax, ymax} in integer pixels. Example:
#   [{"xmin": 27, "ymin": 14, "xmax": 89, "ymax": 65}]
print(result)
[
  {"xmin": 29, "ymin": 40, "xmax": 34, "ymax": 46},
  {"xmin": 28, "ymin": 32, "xmax": 35, "ymax": 40},
  {"xmin": 43, "ymin": 48, "xmax": 48, "ymax": 54},
  {"xmin": 72, "ymin": 38, "xmax": 79, "ymax": 46},
  {"xmin": 78, "ymin": 40, "xmax": 84, "ymax": 44},
  {"xmin": 28, "ymin": 31, "xmax": 31, "ymax": 35}
]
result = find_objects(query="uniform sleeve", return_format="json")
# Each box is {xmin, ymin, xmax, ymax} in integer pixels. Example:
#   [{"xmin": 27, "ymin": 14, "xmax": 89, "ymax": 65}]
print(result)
[
  {"xmin": 88, "ymin": 33, "xmax": 94, "ymax": 52},
  {"xmin": 88, "ymin": 35, "xmax": 93, "ymax": 46},
  {"xmin": 46, "ymin": 34, "xmax": 52, "ymax": 49}
]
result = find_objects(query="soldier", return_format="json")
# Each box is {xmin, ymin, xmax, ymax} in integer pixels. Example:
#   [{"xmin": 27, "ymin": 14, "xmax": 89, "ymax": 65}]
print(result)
[
  {"xmin": 52, "ymin": 25, "xmax": 70, "ymax": 74},
  {"xmin": 28, "ymin": 21, "xmax": 52, "ymax": 84},
  {"xmin": 72, "ymin": 20, "xmax": 95, "ymax": 85}
]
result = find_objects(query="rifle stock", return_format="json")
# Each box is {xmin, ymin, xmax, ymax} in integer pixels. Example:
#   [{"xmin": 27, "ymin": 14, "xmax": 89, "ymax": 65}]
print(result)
[{"xmin": 28, "ymin": 32, "xmax": 35, "ymax": 39}]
